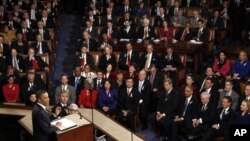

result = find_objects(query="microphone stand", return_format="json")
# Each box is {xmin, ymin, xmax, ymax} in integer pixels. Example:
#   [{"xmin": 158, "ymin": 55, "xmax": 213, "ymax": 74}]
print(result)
[{"xmin": 77, "ymin": 110, "xmax": 83, "ymax": 119}]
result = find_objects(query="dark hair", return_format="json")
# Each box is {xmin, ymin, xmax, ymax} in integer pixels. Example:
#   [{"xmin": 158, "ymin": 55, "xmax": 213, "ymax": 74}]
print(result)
[
  {"xmin": 225, "ymin": 80, "xmax": 233, "ymax": 86},
  {"xmin": 36, "ymin": 90, "xmax": 47, "ymax": 100},
  {"xmin": 223, "ymin": 96, "xmax": 232, "ymax": 103},
  {"xmin": 103, "ymin": 79, "xmax": 113, "ymax": 90},
  {"xmin": 205, "ymin": 77, "xmax": 214, "ymax": 84},
  {"xmin": 60, "ymin": 74, "xmax": 69, "ymax": 79},
  {"xmin": 197, "ymin": 19, "xmax": 204, "ymax": 23}
]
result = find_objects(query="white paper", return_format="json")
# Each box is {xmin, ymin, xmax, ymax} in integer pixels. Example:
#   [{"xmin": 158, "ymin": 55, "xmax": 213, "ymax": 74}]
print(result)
[{"xmin": 51, "ymin": 118, "xmax": 77, "ymax": 131}]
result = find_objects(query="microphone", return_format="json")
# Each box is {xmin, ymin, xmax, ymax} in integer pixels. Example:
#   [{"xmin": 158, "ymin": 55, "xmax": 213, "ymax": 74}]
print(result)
[{"xmin": 77, "ymin": 110, "xmax": 84, "ymax": 119}]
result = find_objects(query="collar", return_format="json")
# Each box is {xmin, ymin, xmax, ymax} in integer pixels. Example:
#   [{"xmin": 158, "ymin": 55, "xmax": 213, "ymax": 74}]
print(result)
[
  {"xmin": 167, "ymin": 88, "xmax": 173, "ymax": 94},
  {"xmin": 224, "ymin": 107, "xmax": 229, "ymax": 113},
  {"xmin": 186, "ymin": 96, "xmax": 192, "ymax": 102},
  {"xmin": 37, "ymin": 102, "xmax": 46, "ymax": 110},
  {"xmin": 127, "ymin": 87, "xmax": 132, "ymax": 92},
  {"xmin": 206, "ymin": 88, "xmax": 212, "ymax": 93},
  {"xmin": 60, "ymin": 103, "xmax": 67, "ymax": 107},
  {"xmin": 139, "ymin": 80, "xmax": 144, "ymax": 84}
]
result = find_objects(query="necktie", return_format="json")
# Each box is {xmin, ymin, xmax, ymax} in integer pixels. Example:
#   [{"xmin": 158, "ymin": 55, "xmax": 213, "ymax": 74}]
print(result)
[
  {"xmin": 143, "ymin": 28, "xmax": 148, "ymax": 39},
  {"xmin": 150, "ymin": 73, "xmax": 154, "ymax": 86},
  {"xmin": 138, "ymin": 82, "xmax": 142, "ymax": 93},
  {"xmin": 23, "ymin": 29, "xmax": 27, "ymax": 41},
  {"xmin": 74, "ymin": 78, "xmax": 79, "ymax": 91},
  {"xmin": 127, "ymin": 52, "xmax": 131, "ymax": 66},
  {"xmin": 127, "ymin": 89, "xmax": 130, "ymax": 96},
  {"xmin": 197, "ymin": 29, "xmax": 202, "ymax": 40},
  {"xmin": 201, "ymin": 105, "xmax": 205, "ymax": 111},
  {"xmin": 180, "ymin": 30, "xmax": 187, "ymax": 41},
  {"xmin": 145, "ymin": 54, "xmax": 151, "ymax": 69},
  {"xmin": 38, "ymin": 43, "xmax": 43, "ymax": 54},
  {"xmin": 31, "ymin": 58, "xmax": 39, "ymax": 70},
  {"xmin": 13, "ymin": 57, "xmax": 19, "ymax": 70},
  {"xmin": 81, "ymin": 55, "xmax": 85, "ymax": 66},
  {"xmin": 182, "ymin": 99, "xmax": 189, "ymax": 117},
  {"xmin": 97, "ymin": 80, "xmax": 101, "ymax": 89},
  {"xmin": 220, "ymin": 109, "xmax": 226, "ymax": 119}
]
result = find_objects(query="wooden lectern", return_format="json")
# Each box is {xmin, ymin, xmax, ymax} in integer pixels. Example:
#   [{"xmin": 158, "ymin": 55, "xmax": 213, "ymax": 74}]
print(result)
[{"xmin": 19, "ymin": 113, "xmax": 94, "ymax": 141}]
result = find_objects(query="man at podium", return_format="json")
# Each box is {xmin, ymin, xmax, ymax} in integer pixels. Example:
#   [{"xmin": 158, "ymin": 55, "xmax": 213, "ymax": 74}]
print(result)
[{"xmin": 32, "ymin": 90, "xmax": 61, "ymax": 141}]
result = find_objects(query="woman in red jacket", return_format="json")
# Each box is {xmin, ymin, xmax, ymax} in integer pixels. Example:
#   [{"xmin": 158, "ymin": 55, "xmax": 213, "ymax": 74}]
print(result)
[
  {"xmin": 157, "ymin": 20, "xmax": 173, "ymax": 42},
  {"xmin": 2, "ymin": 75, "xmax": 20, "ymax": 102},
  {"xmin": 78, "ymin": 79, "xmax": 97, "ymax": 108},
  {"xmin": 213, "ymin": 51, "xmax": 231, "ymax": 77}
]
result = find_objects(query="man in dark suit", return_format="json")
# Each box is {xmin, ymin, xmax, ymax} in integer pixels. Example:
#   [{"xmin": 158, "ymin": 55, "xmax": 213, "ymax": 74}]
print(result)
[
  {"xmin": 119, "ymin": 19, "xmax": 136, "ymax": 41},
  {"xmin": 137, "ymin": 18, "xmax": 156, "ymax": 40},
  {"xmin": 5, "ymin": 48, "xmax": 24, "ymax": 72},
  {"xmin": 206, "ymin": 10, "xmax": 224, "ymax": 30},
  {"xmin": 75, "ymin": 45, "xmax": 94, "ymax": 69},
  {"xmin": 51, "ymin": 91, "xmax": 70, "ymax": 120},
  {"xmin": 172, "ymin": 85, "xmax": 198, "ymax": 141},
  {"xmin": 39, "ymin": 10, "xmax": 55, "ymax": 28},
  {"xmin": 200, "ymin": 77, "xmax": 220, "ymax": 107},
  {"xmin": 22, "ymin": 11, "xmax": 36, "ymax": 29},
  {"xmin": 82, "ymin": 19, "xmax": 99, "ymax": 39},
  {"xmin": 119, "ymin": 0, "xmax": 133, "ymax": 15},
  {"xmin": 32, "ymin": 34, "xmax": 51, "ymax": 54},
  {"xmin": 201, "ymin": 96, "xmax": 235, "ymax": 141},
  {"xmin": 193, "ymin": 19, "xmax": 209, "ymax": 43},
  {"xmin": 181, "ymin": 0, "xmax": 197, "ymax": 7},
  {"xmin": 135, "ymin": 70, "xmax": 151, "ymax": 130},
  {"xmin": 151, "ymin": 1, "xmax": 163, "ymax": 16},
  {"xmin": 160, "ymin": 47, "xmax": 184, "ymax": 87},
  {"xmin": 154, "ymin": 7, "xmax": 170, "ymax": 26},
  {"xmin": 199, "ymin": 66, "xmax": 219, "ymax": 92},
  {"xmin": 175, "ymin": 22, "xmax": 193, "ymax": 41},
  {"xmin": 189, "ymin": 92, "xmax": 216, "ymax": 140},
  {"xmin": 23, "ymin": 48, "xmax": 49, "ymax": 71},
  {"xmin": 16, "ymin": 20, "xmax": 34, "ymax": 41},
  {"xmin": 32, "ymin": 90, "xmax": 59, "ymax": 141},
  {"xmin": 0, "ymin": 35, "xmax": 10, "ymax": 57},
  {"xmin": 21, "ymin": 71, "xmax": 45, "ymax": 103},
  {"xmin": 93, "ymin": 70, "xmax": 105, "ymax": 90},
  {"xmin": 118, "ymin": 42, "xmax": 139, "ymax": 70},
  {"xmin": 101, "ymin": 20, "xmax": 119, "ymax": 39},
  {"xmin": 101, "ymin": 7, "xmax": 117, "ymax": 26},
  {"xmin": 69, "ymin": 67, "xmax": 85, "ymax": 96},
  {"xmin": 149, "ymin": 78, "xmax": 180, "ymax": 139},
  {"xmin": 34, "ymin": 21, "xmax": 51, "ymax": 41},
  {"xmin": 168, "ymin": 1, "xmax": 180, "ymax": 16},
  {"xmin": 147, "ymin": 64, "xmax": 164, "ymax": 113},
  {"xmin": 117, "ymin": 78, "xmax": 139, "ymax": 132},
  {"xmin": 0, "ymin": 5, "xmax": 8, "ymax": 22},
  {"xmin": 118, "ymin": 12, "xmax": 135, "ymax": 26},
  {"xmin": 78, "ymin": 31, "xmax": 97, "ymax": 51},
  {"xmin": 98, "ymin": 45, "xmax": 117, "ymax": 71},
  {"xmin": 11, "ymin": 33, "xmax": 29, "ymax": 54},
  {"xmin": 6, "ymin": 13, "xmax": 20, "ymax": 30},
  {"xmin": 84, "ymin": 10, "xmax": 99, "ymax": 26},
  {"xmin": 140, "ymin": 44, "xmax": 159, "ymax": 70}
]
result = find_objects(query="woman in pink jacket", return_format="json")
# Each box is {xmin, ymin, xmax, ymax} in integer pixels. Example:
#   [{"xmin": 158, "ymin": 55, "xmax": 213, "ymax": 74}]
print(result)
[{"xmin": 213, "ymin": 51, "xmax": 231, "ymax": 77}]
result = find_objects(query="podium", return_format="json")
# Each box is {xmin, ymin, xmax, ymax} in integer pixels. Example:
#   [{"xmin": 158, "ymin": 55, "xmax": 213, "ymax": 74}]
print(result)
[
  {"xmin": 54, "ymin": 114, "xmax": 93, "ymax": 141},
  {"xmin": 19, "ymin": 113, "xmax": 94, "ymax": 141}
]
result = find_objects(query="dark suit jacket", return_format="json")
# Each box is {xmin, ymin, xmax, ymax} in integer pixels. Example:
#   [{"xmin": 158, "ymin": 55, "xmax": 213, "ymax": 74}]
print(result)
[
  {"xmin": 201, "ymin": 88, "xmax": 219, "ymax": 107},
  {"xmin": 118, "ymin": 17, "xmax": 135, "ymax": 26},
  {"xmin": 21, "ymin": 79, "xmax": 45, "ymax": 102},
  {"xmin": 11, "ymin": 40, "xmax": 29, "ymax": 54},
  {"xmin": 181, "ymin": 0, "xmax": 197, "ymax": 7},
  {"xmin": 119, "ymin": 26, "xmax": 136, "ymax": 40},
  {"xmin": 51, "ymin": 103, "xmax": 68, "ymax": 120},
  {"xmin": 160, "ymin": 52, "xmax": 184, "ymax": 70},
  {"xmin": 84, "ymin": 16, "xmax": 99, "ymax": 26},
  {"xmin": 118, "ymin": 87, "xmax": 139, "ymax": 115},
  {"xmin": 101, "ymin": 15, "xmax": 117, "ymax": 26},
  {"xmin": 34, "ymin": 28, "xmax": 51, "ymax": 40},
  {"xmin": 119, "ymin": 6, "xmax": 133, "ymax": 15},
  {"xmin": 23, "ymin": 56, "xmax": 49, "ymax": 71},
  {"xmin": 157, "ymin": 89, "xmax": 181, "ymax": 118},
  {"xmin": 213, "ymin": 108, "xmax": 235, "ymax": 130},
  {"xmin": 154, "ymin": 15, "xmax": 171, "ymax": 26},
  {"xmin": 75, "ymin": 53, "xmax": 94, "ymax": 68},
  {"xmin": 78, "ymin": 38, "xmax": 97, "ymax": 51},
  {"xmin": 168, "ymin": 6, "xmax": 180, "ymax": 17},
  {"xmin": 137, "ymin": 26, "xmax": 156, "ymax": 39},
  {"xmin": 134, "ymin": 80, "xmax": 151, "ymax": 106},
  {"xmin": 16, "ymin": 28, "xmax": 34, "ymax": 41},
  {"xmin": 147, "ymin": 71, "xmax": 164, "ymax": 91},
  {"xmin": 22, "ymin": 19, "xmax": 36, "ymax": 29},
  {"xmin": 93, "ymin": 78, "xmax": 105, "ymax": 90},
  {"xmin": 177, "ymin": 96, "xmax": 199, "ymax": 121},
  {"xmin": 69, "ymin": 76, "xmax": 85, "ymax": 95},
  {"xmin": 118, "ymin": 50, "xmax": 140, "ymax": 70},
  {"xmin": 32, "ymin": 104, "xmax": 57, "ymax": 141},
  {"xmin": 82, "ymin": 26, "xmax": 99, "ymax": 39},
  {"xmin": 98, "ymin": 54, "xmax": 117, "ymax": 71},
  {"xmin": 6, "ymin": 20, "xmax": 20, "ymax": 30},
  {"xmin": 206, "ymin": 17, "xmax": 224, "ymax": 30},
  {"xmin": 195, "ymin": 102, "xmax": 216, "ymax": 127},
  {"xmin": 5, "ymin": 55, "xmax": 24, "ymax": 70},
  {"xmin": 0, "ymin": 43, "xmax": 10, "ymax": 57},
  {"xmin": 101, "ymin": 27, "xmax": 119, "ymax": 39},
  {"xmin": 39, "ymin": 17, "xmax": 55, "ymax": 28},
  {"xmin": 175, "ymin": 27, "xmax": 194, "ymax": 41},
  {"xmin": 140, "ymin": 52, "xmax": 159, "ymax": 69},
  {"xmin": 193, "ymin": 27, "xmax": 209, "ymax": 43},
  {"xmin": 31, "ymin": 41, "xmax": 51, "ymax": 54}
]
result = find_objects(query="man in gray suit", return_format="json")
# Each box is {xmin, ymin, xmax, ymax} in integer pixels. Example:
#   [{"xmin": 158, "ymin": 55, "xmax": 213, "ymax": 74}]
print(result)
[
  {"xmin": 55, "ymin": 74, "xmax": 76, "ymax": 104},
  {"xmin": 217, "ymin": 80, "xmax": 239, "ymax": 110}
]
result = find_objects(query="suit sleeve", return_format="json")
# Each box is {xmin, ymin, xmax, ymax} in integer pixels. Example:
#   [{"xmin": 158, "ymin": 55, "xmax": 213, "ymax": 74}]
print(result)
[{"xmin": 34, "ymin": 111, "xmax": 57, "ymax": 134}]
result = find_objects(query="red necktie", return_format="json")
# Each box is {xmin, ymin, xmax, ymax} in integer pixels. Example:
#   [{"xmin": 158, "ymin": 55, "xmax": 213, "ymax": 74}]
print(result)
[
  {"xmin": 127, "ymin": 89, "xmax": 130, "ymax": 96},
  {"xmin": 181, "ymin": 30, "xmax": 187, "ymax": 41},
  {"xmin": 127, "ymin": 53, "xmax": 131, "ymax": 66},
  {"xmin": 81, "ymin": 56, "xmax": 85, "ymax": 66},
  {"xmin": 23, "ymin": 29, "xmax": 27, "ymax": 41},
  {"xmin": 31, "ymin": 59, "xmax": 39, "ymax": 70}
]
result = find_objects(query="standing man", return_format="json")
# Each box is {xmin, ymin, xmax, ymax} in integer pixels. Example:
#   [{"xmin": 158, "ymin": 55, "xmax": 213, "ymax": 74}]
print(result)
[{"xmin": 32, "ymin": 90, "xmax": 60, "ymax": 141}]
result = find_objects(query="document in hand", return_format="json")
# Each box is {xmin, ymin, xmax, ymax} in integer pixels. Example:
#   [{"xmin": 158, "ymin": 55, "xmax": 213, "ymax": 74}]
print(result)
[{"xmin": 51, "ymin": 118, "xmax": 77, "ymax": 131}]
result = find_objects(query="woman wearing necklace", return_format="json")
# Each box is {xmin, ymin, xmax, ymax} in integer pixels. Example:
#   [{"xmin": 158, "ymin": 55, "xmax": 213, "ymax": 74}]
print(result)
[{"xmin": 213, "ymin": 51, "xmax": 230, "ymax": 77}]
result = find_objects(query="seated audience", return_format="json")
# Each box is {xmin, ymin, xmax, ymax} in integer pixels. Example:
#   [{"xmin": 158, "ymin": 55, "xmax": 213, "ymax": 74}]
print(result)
[
  {"xmin": 76, "ymin": 45, "xmax": 94, "ymax": 69},
  {"xmin": 98, "ymin": 45, "xmax": 116, "ymax": 71},
  {"xmin": 180, "ymin": 74, "xmax": 199, "ymax": 98},
  {"xmin": 119, "ymin": 20, "xmax": 136, "ymax": 41},
  {"xmin": 98, "ymin": 79, "xmax": 118, "ymax": 116},
  {"xmin": 101, "ymin": 20, "xmax": 118, "ymax": 39},
  {"xmin": 154, "ymin": 7, "xmax": 170, "ymax": 27},
  {"xmin": 78, "ymin": 79, "xmax": 97, "ymax": 108},
  {"xmin": 69, "ymin": 67, "xmax": 85, "ymax": 96},
  {"xmin": 93, "ymin": 70, "xmax": 104, "ymax": 90},
  {"xmin": 103, "ymin": 63, "xmax": 116, "ymax": 80},
  {"xmin": 157, "ymin": 20, "xmax": 173, "ymax": 42},
  {"xmin": 140, "ymin": 44, "xmax": 159, "ymax": 70},
  {"xmin": 172, "ymin": 9, "xmax": 187, "ymax": 27},
  {"xmin": 193, "ymin": 19, "xmax": 209, "ymax": 43},
  {"xmin": 78, "ymin": 31, "xmax": 97, "ymax": 51},
  {"xmin": 34, "ymin": 21, "xmax": 51, "ymax": 41},
  {"xmin": 234, "ymin": 100, "xmax": 250, "ymax": 125},
  {"xmin": 11, "ymin": 33, "xmax": 29, "ymax": 54},
  {"xmin": 232, "ymin": 50, "xmax": 250, "ymax": 80},
  {"xmin": 31, "ymin": 34, "xmax": 50, "ymax": 54},
  {"xmin": 137, "ymin": 18, "xmax": 156, "ymax": 40},
  {"xmin": 97, "ymin": 33, "xmax": 114, "ymax": 51}
]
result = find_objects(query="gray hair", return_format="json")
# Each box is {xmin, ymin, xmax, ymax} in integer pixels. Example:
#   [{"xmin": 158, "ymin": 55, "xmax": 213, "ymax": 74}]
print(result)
[
  {"xmin": 68, "ymin": 103, "xmax": 79, "ymax": 111},
  {"xmin": 200, "ymin": 92, "xmax": 210, "ymax": 98}
]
